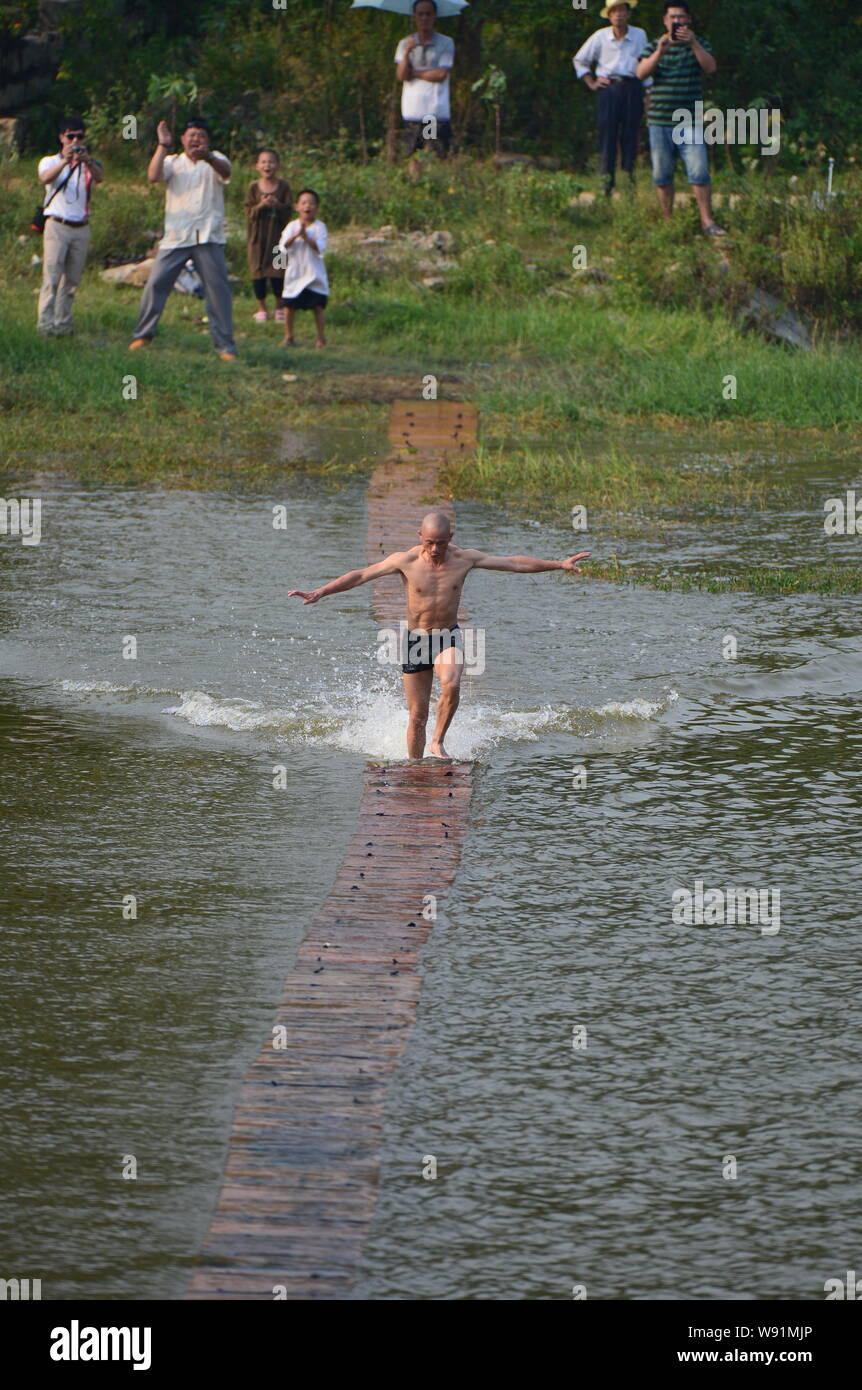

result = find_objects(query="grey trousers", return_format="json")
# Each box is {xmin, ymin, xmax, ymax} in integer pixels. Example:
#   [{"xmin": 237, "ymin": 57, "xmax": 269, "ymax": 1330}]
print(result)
[
  {"xmin": 38, "ymin": 217, "xmax": 90, "ymax": 334},
  {"xmin": 133, "ymin": 242, "xmax": 235, "ymax": 353}
]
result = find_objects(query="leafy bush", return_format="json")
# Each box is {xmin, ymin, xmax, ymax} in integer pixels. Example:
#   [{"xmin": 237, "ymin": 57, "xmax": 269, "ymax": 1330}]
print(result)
[
  {"xmin": 601, "ymin": 182, "xmax": 862, "ymax": 330},
  {"xmin": 446, "ymin": 240, "xmax": 533, "ymax": 298},
  {"xmin": 730, "ymin": 190, "xmax": 862, "ymax": 322},
  {"xmin": 603, "ymin": 196, "xmax": 728, "ymax": 312}
]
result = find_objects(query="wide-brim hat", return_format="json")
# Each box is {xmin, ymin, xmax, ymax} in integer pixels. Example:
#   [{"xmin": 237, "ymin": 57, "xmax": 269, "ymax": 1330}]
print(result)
[{"xmin": 601, "ymin": 0, "xmax": 636, "ymax": 16}]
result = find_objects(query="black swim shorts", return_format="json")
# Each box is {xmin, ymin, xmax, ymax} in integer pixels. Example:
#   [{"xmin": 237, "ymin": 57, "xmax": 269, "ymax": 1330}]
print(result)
[{"xmin": 401, "ymin": 624, "xmax": 462, "ymax": 674}]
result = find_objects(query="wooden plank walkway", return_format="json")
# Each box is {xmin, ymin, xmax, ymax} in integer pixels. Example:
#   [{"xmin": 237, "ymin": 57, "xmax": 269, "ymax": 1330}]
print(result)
[
  {"xmin": 369, "ymin": 400, "xmax": 477, "ymax": 626},
  {"xmin": 388, "ymin": 399, "xmax": 478, "ymax": 457},
  {"xmin": 186, "ymin": 401, "xmax": 477, "ymax": 1299}
]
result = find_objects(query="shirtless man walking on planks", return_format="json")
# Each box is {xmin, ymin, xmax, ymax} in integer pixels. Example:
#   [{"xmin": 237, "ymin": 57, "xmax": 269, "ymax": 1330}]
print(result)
[{"xmin": 289, "ymin": 510, "xmax": 590, "ymax": 761}]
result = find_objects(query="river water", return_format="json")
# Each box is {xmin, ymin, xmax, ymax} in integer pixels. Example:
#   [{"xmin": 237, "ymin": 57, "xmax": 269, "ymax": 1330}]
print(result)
[{"xmin": 1, "ymin": 460, "xmax": 860, "ymax": 1300}]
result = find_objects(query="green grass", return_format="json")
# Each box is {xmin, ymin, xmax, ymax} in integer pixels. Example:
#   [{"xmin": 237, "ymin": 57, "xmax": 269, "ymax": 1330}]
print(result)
[
  {"xmin": 1, "ymin": 155, "xmax": 860, "ymax": 594},
  {"xmin": 443, "ymin": 440, "xmax": 786, "ymax": 513},
  {"xmin": 583, "ymin": 561, "xmax": 862, "ymax": 596},
  {"xmin": 2, "ymin": 272, "xmax": 859, "ymax": 487}
]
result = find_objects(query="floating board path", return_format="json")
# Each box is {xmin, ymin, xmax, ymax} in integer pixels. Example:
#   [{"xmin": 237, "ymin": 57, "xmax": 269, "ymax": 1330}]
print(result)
[
  {"xmin": 186, "ymin": 400, "xmax": 476, "ymax": 1299},
  {"xmin": 369, "ymin": 400, "xmax": 477, "ymax": 626}
]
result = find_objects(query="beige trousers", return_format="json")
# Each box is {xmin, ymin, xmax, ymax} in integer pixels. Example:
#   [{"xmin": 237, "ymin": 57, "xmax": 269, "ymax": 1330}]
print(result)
[{"xmin": 37, "ymin": 217, "xmax": 90, "ymax": 334}]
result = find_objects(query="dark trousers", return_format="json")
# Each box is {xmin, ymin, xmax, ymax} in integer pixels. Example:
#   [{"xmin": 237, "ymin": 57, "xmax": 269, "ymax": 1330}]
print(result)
[
  {"xmin": 402, "ymin": 120, "xmax": 452, "ymax": 157},
  {"xmin": 252, "ymin": 276, "xmax": 284, "ymax": 300},
  {"xmin": 597, "ymin": 79, "xmax": 643, "ymax": 183}
]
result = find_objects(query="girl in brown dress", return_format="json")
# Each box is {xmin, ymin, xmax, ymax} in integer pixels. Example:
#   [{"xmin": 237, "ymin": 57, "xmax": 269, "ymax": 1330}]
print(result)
[{"xmin": 245, "ymin": 149, "xmax": 291, "ymax": 322}]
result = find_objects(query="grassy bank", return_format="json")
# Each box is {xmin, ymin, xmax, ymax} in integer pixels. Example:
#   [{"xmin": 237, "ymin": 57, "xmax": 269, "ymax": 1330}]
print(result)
[
  {"xmin": 443, "ymin": 439, "xmax": 794, "ymax": 516},
  {"xmin": 1, "ymin": 156, "xmax": 860, "ymax": 593},
  {"xmin": 581, "ymin": 560, "xmax": 862, "ymax": 596}
]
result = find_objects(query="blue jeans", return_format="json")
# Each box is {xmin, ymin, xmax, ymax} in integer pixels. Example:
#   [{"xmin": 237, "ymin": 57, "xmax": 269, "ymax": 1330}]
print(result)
[{"xmin": 648, "ymin": 123, "xmax": 710, "ymax": 187}]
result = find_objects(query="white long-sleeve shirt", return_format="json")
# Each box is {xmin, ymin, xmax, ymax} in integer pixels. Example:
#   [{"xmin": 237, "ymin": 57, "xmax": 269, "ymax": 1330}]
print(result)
[
  {"xmin": 573, "ymin": 25, "xmax": 650, "ymax": 81},
  {"xmin": 277, "ymin": 218, "xmax": 329, "ymax": 297}
]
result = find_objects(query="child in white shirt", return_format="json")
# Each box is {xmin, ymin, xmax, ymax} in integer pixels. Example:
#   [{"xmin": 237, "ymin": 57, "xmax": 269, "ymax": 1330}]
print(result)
[{"xmin": 277, "ymin": 189, "xmax": 328, "ymax": 349}]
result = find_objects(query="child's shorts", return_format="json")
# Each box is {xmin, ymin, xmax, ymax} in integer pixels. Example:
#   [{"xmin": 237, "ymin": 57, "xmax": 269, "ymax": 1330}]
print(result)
[{"xmin": 282, "ymin": 288, "xmax": 328, "ymax": 309}]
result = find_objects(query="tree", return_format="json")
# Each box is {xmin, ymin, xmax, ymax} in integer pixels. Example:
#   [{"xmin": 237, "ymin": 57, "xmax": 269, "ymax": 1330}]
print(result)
[
  {"xmin": 471, "ymin": 65, "xmax": 507, "ymax": 157},
  {"xmin": 146, "ymin": 73, "xmax": 199, "ymax": 131}
]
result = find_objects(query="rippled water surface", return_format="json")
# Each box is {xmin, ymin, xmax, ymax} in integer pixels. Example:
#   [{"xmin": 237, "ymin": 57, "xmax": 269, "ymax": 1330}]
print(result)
[{"xmin": 1, "ymin": 473, "xmax": 860, "ymax": 1299}]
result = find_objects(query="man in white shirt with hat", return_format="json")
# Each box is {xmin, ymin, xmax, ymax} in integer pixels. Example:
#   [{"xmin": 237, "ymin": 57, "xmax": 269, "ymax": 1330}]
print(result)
[{"xmin": 573, "ymin": 2, "xmax": 648, "ymax": 197}]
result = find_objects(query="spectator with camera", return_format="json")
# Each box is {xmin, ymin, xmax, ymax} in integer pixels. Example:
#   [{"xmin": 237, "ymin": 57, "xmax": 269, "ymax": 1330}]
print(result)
[
  {"xmin": 129, "ymin": 117, "xmax": 237, "ymax": 359},
  {"xmin": 36, "ymin": 117, "xmax": 103, "ymax": 338},
  {"xmin": 637, "ymin": 2, "xmax": 725, "ymax": 235}
]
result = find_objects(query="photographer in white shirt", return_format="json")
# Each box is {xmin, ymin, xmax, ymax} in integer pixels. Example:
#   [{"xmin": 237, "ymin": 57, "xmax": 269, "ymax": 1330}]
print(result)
[{"xmin": 36, "ymin": 116, "xmax": 103, "ymax": 337}]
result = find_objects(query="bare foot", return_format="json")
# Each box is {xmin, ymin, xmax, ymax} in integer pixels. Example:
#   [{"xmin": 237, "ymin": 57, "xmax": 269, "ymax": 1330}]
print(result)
[
  {"xmin": 428, "ymin": 739, "xmax": 452, "ymax": 761},
  {"xmin": 314, "ymin": 339, "xmax": 327, "ymax": 349},
  {"xmin": 281, "ymin": 337, "xmax": 295, "ymax": 347}
]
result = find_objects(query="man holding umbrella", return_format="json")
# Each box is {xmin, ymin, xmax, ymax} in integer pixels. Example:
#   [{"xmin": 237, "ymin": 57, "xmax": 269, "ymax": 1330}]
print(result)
[
  {"xmin": 394, "ymin": 0, "xmax": 457, "ymax": 161},
  {"xmin": 352, "ymin": 0, "xmax": 466, "ymax": 163}
]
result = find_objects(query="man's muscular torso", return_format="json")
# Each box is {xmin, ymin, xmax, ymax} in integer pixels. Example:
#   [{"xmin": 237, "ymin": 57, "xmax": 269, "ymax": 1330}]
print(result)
[{"xmin": 396, "ymin": 543, "xmax": 478, "ymax": 629}]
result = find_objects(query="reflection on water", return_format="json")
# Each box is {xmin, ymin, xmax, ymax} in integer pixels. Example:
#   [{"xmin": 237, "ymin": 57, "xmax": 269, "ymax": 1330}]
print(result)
[{"xmin": 0, "ymin": 476, "xmax": 859, "ymax": 1298}]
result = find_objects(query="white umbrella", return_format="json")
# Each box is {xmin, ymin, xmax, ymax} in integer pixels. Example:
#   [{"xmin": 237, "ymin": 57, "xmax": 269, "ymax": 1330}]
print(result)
[{"xmin": 351, "ymin": 0, "xmax": 469, "ymax": 16}]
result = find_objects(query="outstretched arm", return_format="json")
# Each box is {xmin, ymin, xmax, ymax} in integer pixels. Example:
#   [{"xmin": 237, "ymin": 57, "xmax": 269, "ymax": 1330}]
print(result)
[
  {"xmin": 467, "ymin": 549, "xmax": 590, "ymax": 574},
  {"xmin": 289, "ymin": 552, "xmax": 406, "ymax": 605}
]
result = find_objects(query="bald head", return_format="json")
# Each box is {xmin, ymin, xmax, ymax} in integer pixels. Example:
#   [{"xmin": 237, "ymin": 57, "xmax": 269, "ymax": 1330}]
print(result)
[
  {"xmin": 420, "ymin": 510, "xmax": 452, "ymax": 539},
  {"xmin": 418, "ymin": 510, "xmax": 452, "ymax": 564}
]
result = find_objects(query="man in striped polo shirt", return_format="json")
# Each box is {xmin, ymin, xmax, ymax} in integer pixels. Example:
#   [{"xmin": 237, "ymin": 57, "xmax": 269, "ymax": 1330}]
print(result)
[{"xmin": 637, "ymin": 2, "xmax": 725, "ymax": 235}]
